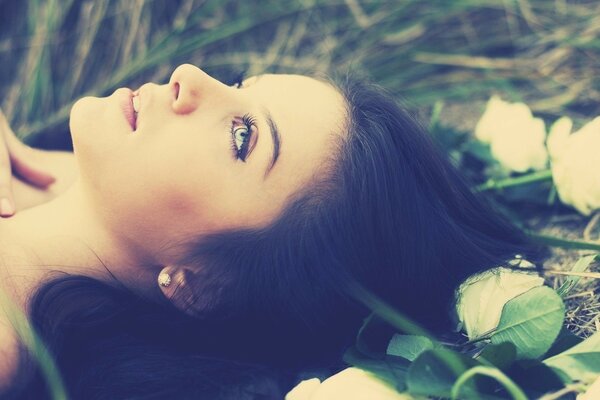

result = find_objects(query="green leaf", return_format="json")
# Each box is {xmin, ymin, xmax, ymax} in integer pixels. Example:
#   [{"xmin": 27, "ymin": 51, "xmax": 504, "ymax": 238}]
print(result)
[
  {"xmin": 490, "ymin": 286, "xmax": 565, "ymax": 360},
  {"xmin": 477, "ymin": 342, "xmax": 516, "ymax": 370},
  {"xmin": 543, "ymin": 327, "xmax": 583, "ymax": 359},
  {"xmin": 386, "ymin": 334, "xmax": 435, "ymax": 361},
  {"xmin": 429, "ymin": 124, "xmax": 467, "ymax": 152},
  {"xmin": 406, "ymin": 349, "xmax": 482, "ymax": 398},
  {"xmin": 462, "ymin": 140, "xmax": 495, "ymax": 164},
  {"xmin": 556, "ymin": 254, "xmax": 598, "ymax": 298},
  {"xmin": 543, "ymin": 331, "xmax": 600, "ymax": 382},
  {"xmin": 505, "ymin": 360, "xmax": 565, "ymax": 397},
  {"xmin": 343, "ymin": 345, "xmax": 410, "ymax": 392}
]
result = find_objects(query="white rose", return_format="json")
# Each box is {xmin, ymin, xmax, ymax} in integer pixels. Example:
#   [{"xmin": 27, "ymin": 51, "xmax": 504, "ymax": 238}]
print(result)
[
  {"xmin": 474, "ymin": 95, "xmax": 548, "ymax": 173},
  {"xmin": 577, "ymin": 375, "xmax": 600, "ymax": 400},
  {"xmin": 547, "ymin": 116, "xmax": 600, "ymax": 216},
  {"xmin": 285, "ymin": 367, "xmax": 412, "ymax": 400},
  {"xmin": 455, "ymin": 258, "xmax": 544, "ymax": 340},
  {"xmin": 286, "ymin": 378, "xmax": 321, "ymax": 400}
]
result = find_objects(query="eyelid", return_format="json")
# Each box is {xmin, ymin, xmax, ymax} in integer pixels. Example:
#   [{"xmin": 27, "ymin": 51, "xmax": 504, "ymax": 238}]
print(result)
[{"xmin": 247, "ymin": 120, "xmax": 259, "ymax": 157}]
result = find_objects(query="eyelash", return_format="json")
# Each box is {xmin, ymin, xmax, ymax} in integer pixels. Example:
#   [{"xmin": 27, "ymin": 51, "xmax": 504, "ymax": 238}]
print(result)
[
  {"xmin": 230, "ymin": 113, "xmax": 257, "ymax": 162},
  {"xmin": 229, "ymin": 71, "xmax": 257, "ymax": 162},
  {"xmin": 230, "ymin": 70, "xmax": 247, "ymax": 89}
]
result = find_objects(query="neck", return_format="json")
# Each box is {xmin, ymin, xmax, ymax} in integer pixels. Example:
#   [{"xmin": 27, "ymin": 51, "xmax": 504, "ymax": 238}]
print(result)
[{"xmin": 0, "ymin": 178, "xmax": 162, "ymax": 312}]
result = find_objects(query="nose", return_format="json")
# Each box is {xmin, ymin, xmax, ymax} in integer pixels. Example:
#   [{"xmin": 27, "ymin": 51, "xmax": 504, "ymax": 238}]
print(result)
[{"xmin": 168, "ymin": 64, "xmax": 229, "ymax": 114}]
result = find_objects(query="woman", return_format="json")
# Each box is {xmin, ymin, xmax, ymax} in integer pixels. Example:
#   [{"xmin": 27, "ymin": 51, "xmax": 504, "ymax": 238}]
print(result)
[{"xmin": 0, "ymin": 64, "xmax": 548, "ymax": 399}]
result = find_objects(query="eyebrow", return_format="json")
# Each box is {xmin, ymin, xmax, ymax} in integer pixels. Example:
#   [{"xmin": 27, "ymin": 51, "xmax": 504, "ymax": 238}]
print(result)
[{"xmin": 262, "ymin": 107, "xmax": 280, "ymax": 180}]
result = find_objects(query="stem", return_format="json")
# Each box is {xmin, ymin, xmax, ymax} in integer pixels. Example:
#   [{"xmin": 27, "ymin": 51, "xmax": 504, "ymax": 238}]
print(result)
[
  {"xmin": 462, "ymin": 334, "xmax": 492, "ymax": 346},
  {"xmin": 474, "ymin": 169, "xmax": 553, "ymax": 192},
  {"xmin": 538, "ymin": 383, "xmax": 589, "ymax": 400},
  {"xmin": 451, "ymin": 366, "xmax": 528, "ymax": 400},
  {"xmin": 545, "ymin": 270, "xmax": 600, "ymax": 279},
  {"xmin": 347, "ymin": 282, "xmax": 469, "ymax": 378},
  {"xmin": 524, "ymin": 229, "xmax": 600, "ymax": 251}
]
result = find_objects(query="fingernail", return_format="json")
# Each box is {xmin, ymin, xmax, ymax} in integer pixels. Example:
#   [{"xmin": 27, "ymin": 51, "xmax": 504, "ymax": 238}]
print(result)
[{"xmin": 0, "ymin": 198, "xmax": 14, "ymax": 216}]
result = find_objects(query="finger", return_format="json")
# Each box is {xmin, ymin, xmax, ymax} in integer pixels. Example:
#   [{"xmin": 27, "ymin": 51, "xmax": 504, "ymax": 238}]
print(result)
[
  {"xmin": 0, "ymin": 111, "xmax": 56, "ymax": 188},
  {"xmin": 0, "ymin": 133, "xmax": 15, "ymax": 217},
  {"xmin": 0, "ymin": 109, "xmax": 23, "ymax": 150},
  {"xmin": 9, "ymin": 157, "xmax": 56, "ymax": 188}
]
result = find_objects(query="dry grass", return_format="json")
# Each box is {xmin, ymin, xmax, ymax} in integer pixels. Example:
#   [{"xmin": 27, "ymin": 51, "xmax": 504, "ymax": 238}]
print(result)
[
  {"xmin": 543, "ymin": 222, "xmax": 600, "ymax": 338},
  {"xmin": 439, "ymin": 103, "xmax": 600, "ymax": 338}
]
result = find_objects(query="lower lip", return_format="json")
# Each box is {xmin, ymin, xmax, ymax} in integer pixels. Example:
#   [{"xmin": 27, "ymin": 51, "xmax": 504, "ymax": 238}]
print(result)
[{"xmin": 117, "ymin": 88, "xmax": 136, "ymax": 131}]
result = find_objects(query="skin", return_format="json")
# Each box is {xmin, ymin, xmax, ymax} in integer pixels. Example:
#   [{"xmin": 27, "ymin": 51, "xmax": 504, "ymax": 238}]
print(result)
[
  {"xmin": 70, "ymin": 64, "xmax": 347, "ymax": 263},
  {"xmin": 0, "ymin": 64, "xmax": 347, "ymax": 385},
  {"xmin": 0, "ymin": 110, "xmax": 77, "ymax": 217}
]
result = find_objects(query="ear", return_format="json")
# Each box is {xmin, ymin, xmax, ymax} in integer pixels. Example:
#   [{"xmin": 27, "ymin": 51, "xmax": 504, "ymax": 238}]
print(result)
[
  {"xmin": 157, "ymin": 265, "xmax": 229, "ymax": 317},
  {"xmin": 157, "ymin": 265, "xmax": 197, "ymax": 314}
]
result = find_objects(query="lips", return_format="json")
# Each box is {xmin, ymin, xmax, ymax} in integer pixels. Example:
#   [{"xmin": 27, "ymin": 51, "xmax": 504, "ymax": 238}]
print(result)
[
  {"xmin": 120, "ymin": 88, "xmax": 137, "ymax": 131},
  {"xmin": 131, "ymin": 91, "xmax": 141, "ymax": 132}
]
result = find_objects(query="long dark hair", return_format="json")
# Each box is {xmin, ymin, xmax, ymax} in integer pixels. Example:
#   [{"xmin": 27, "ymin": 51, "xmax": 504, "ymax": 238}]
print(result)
[{"xmin": 2, "ymin": 73, "xmax": 550, "ymax": 399}]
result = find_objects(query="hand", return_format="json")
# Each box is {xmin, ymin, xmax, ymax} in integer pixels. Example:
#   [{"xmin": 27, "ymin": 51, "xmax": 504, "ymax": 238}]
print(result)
[{"xmin": 0, "ymin": 110, "xmax": 56, "ymax": 217}]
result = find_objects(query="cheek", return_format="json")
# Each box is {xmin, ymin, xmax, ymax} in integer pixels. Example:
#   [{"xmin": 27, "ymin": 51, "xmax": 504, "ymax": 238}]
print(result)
[
  {"xmin": 84, "ymin": 161, "xmax": 207, "ymax": 259},
  {"xmin": 76, "ymin": 113, "xmax": 260, "ymax": 252},
  {"xmin": 112, "ymin": 135, "xmax": 233, "ymax": 242}
]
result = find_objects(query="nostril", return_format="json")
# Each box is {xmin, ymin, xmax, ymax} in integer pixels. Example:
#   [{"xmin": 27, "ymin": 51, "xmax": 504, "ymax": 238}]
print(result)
[{"xmin": 173, "ymin": 82, "xmax": 180, "ymax": 100}]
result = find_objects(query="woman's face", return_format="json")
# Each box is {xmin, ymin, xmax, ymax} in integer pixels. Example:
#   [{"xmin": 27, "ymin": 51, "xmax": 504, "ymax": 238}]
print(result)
[{"xmin": 69, "ymin": 64, "xmax": 346, "ymax": 264}]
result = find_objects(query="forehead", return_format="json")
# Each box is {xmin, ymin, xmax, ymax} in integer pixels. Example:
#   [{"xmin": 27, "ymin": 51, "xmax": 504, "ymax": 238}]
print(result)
[
  {"xmin": 245, "ymin": 72, "xmax": 347, "ymax": 201},
  {"xmin": 243, "ymin": 74, "xmax": 346, "ymax": 206},
  {"xmin": 246, "ymin": 72, "xmax": 341, "ymax": 100},
  {"xmin": 246, "ymin": 73, "xmax": 345, "ymax": 125}
]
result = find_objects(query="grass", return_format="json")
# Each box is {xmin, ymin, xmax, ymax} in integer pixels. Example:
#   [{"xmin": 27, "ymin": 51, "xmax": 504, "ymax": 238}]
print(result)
[
  {"xmin": 2, "ymin": 0, "xmax": 600, "ymax": 396},
  {"xmin": 3, "ymin": 0, "xmax": 600, "ymax": 144}
]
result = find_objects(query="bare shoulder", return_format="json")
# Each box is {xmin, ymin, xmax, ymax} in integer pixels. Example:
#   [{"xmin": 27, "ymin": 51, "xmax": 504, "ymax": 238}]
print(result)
[
  {"xmin": 0, "ymin": 310, "xmax": 19, "ymax": 390},
  {"xmin": 0, "ymin": 250, "xmax": 33, "ymax": 390}
]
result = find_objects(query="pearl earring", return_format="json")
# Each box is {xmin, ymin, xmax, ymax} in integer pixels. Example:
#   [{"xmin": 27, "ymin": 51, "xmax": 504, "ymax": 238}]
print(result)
[{"xmin": 158, "ymin": 271, "xmax": 172, "ymax": 287}]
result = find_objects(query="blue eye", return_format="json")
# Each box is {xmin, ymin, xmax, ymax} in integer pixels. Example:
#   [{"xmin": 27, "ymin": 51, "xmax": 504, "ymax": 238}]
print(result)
[{"xmin": 230, "ymin": 114, "xmax": 256, "ymax": 162}]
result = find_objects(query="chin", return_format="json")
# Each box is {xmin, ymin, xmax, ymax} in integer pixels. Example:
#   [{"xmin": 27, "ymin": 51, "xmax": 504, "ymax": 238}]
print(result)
[
  {"xmin": 69, "ymin": 95, "xmax": 114, "ymax": 177},
  {"xmin": 70, "ymin": 96, "xmax": 100, "ymax": 141}
]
